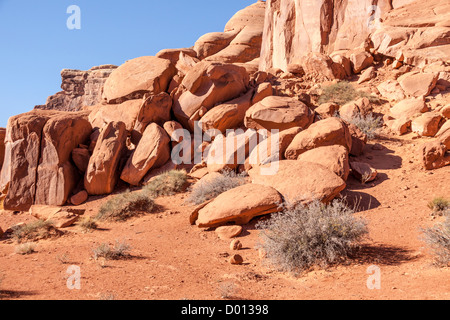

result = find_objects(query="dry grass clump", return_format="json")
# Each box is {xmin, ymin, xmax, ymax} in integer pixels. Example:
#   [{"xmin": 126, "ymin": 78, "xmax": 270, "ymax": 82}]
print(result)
[
  {"xmin": 345, "ymin": 113, "xmax": 383, "ymax": 140},
  {"xmin": 15, "ymin": 243, "xmax": 36, "ymax": 255},
  {"xmin": 257, "ymin": 199, "xmax": 368, "ymax": 275},
  {"xmin": 96, "ymin": 190, "xmax": 154, "ymax": 222},
  {"xmin": 92, "ymin": 240, "xmax": 132, "ymax": 261},
  {"xmin": 77, "ymin": 216, "xmax": 98, "ymax": 232},
  {"xmin": 428, "ymin": 197, "xmax": 450, "ymax": 215},
  {"xmin": 318, "ymin": 81, "xmax": 379, "ymax": 106},
  {"xmin": 186, "ymin": 170, "xmax": 247, "ymax": 205},
  {"xmin": 142, "ymin": 170, "xmax": 188, "ymax": 197},
  {"xmin": 11, "ymin": 220, "xmax": 60, "ymax": 243},
  {"xmin": 423, "ymin": 213, "xmax": 450, "ymax": 267}
]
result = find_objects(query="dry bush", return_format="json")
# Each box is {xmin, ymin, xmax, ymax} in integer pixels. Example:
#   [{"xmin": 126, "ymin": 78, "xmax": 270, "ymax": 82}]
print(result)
[
  {"xmin": 142, "ymin": 170, "xmax": 188, "ymax": 197},
  {"xmin": 345, "ymin": 113, "xmax": 383, "ymax": 140},
  {"xmin": 15, "ymin": 243, "xmax": 36, "ymax": 255},
  {"xmin": 423, "ymin": 214, "xmax": 450, "ymax": 267},
  {"xmin": 318, "ymin": 81, "xmax": 378, "ymax": 106},
  {"xmin": 96, "ymin": 190, "xmax": 154, "ymax": 222},
  {"xmin": 11, "ymin": 220, "xmax": 60, "ymax": 243},
  {"xmin": 186, "ymin": 170, "xmax": 247, "ymax": 205},
  {"xmin": 428, "ymin": 197, "xmax": 450, "ymax": 215},
  {"xmin": 77, "ymin": 216, "xmax": 98, "ymax": 232},
  {"xmin": 92, "ymin": 240, "xmax": 132, "ymax": 261},
  {"xmin": 256, "ymin": 199, "xmax": 368, "ymax": 275}
]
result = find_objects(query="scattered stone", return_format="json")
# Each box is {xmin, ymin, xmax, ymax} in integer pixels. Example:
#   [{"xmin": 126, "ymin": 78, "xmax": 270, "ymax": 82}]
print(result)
[
  {"xmin": 350, "ymin": 162, "xmax": 378, "ymax": 183},
  {"xmin": 215, "ymin": 225, "xmax": 243, "ymax": 240},
  {"xmin": 229, "ymin": 254, "xmax": 244, "ymax": 265},
  {"xmin": 70, "ymin": 190, "xmax": 88, "ymax": 206},
  {"xmin": 230, "ymin": 239, "xmax": 243, "ymax": 251}
]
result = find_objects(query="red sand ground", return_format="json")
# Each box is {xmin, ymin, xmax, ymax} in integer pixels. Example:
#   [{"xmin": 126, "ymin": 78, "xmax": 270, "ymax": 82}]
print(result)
[{"xmin": 0, "ymin": 129, "xmax": 449, "ymax": 300}]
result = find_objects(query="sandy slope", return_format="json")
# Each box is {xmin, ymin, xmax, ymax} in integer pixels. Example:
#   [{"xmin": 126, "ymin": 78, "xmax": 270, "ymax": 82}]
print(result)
[{"xmin": 0, "ymin": 127, "xmax": 449, "ymax": 300}]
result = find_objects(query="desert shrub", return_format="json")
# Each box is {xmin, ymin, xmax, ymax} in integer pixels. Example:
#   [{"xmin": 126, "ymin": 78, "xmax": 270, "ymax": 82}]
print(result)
[
  {"xmin": 96, "ymin": 190, "xmax": 154, "ymax": 222},
  {"xmin": 15, "ymin": 243, "xmax": 36, "ymax": 255},
  {"xmin": 345, "ymin": 112, "xmax": 383, "ymax": 140},
  {"xmin": 318, "ymin": 81, "xmax": 377, "ymax": 106},
  {"xmin": 256, "ymin": 199, "xmax": 368, "ymax": 275},
  {"xmin": 77, "ymin": 216, "xmax": 98, "ymax": 232},
  {"xmin": 92, "ymin": 240, "xmax": 132, "ymax": 261},
  {"xmin": 428, "ymin": 197, "xmax": 450, "ymax": 214},
  {"xmin": 142, "ymin": 170, "xmax": 188, "ymax": 197},
  {"xmin": 11, "ymin": 220, "xmax": 59, "ymax": 243},
  {"xmin": 423, "ymin": 215, "xmax": 450, "ymax": 266},
  {"xmin": 186, "ymin": 170, "xmax": 247, "ymax": 205}
]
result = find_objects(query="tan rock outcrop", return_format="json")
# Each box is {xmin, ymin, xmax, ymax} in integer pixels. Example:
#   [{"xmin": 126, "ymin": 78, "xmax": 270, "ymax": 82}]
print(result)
[
  {"xmin": 84, "ymin": 121, "xmax": 127, "ymax": 195},
  {"xmin": 120, "ymin": 123, "xmax": 171, "ymax": 186},
  {"xmin": 102, "ymin": 56, "xmax": 177, "ymax": 104}
]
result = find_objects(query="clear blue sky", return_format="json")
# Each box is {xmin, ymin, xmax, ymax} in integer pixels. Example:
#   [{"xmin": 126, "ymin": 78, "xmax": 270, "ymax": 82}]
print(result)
[{"xmin": 0, "ymin": 0, "xmax": 257, "ymax": 127}]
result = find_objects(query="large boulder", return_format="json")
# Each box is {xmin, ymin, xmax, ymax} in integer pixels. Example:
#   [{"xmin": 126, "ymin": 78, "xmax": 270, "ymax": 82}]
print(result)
[
  {"xmin": 206, "ymin": 129, "xmax": 264, "ymax": 173},
  {"xmin": 390, "ymin": 98, "xmax": 430, "ymax": 119},
  {"xmin": 0, "ymin": 110, "xmax": 58, "ymax": 211},
  {"xmin": 84, "ymin": 121, "xmax": 127, "ymax": 195},
  {"xmin": 88, "ymin": 99, "xmax": 142, "ymax": 133},
  {"xmin": 133, "ymin": 92, "xmax": 173, "ymax": 141},
  {"xmin": 247, "ymin": 127, "xmax": 302, "ymax": 168},
  {"xmin": 297, "ymin": 145, "xmax": 350, "ymax": 181},
  {"xmin": 411, "ymin": 112, "xmax": 444, "ymax": 137},
  {"xmin": 193, "ymin": 183, "xmax": 283, "ymax": 228},
  {"xmin": 102, "ymin": 56, "xmax": 177, "ymax": 104},
  {"xmin": 398, "ymin": 71, "xmax": 438, "ymax": 97},
  {"xmin": 244, "ymin": 96, "xmax": 314, "ymax": 132},
  {"xmin": 34, "ymin": 112, "xmax": 92, "ymax": 206},
  {"xmin": 172, "ymin": 61, "xmax": 249, "ymax": 130},
  {"xmin": 197, "ymin": 1, "xmax": 266, "ymax": 64},
  {"xmin": 421, "ymin": 140, "xmax": 450, "ymax": 170},
  {"xmin": 120, "ymin": 123, "xmax": 171, "ymax": 186},
  {"xmin": 199, "ymin": 89, "xmax": 254, "ymax": 134},
  {"xmin": 300, "ymin": 52, "xmax": 346, "ymax": 80},
  {"xmin": 248, "ymin": 160, "xmax": 346, "ymax": 205},
  {"xmin": 285, "ymin": 117, "xmax": 352, "ymax": 160}
]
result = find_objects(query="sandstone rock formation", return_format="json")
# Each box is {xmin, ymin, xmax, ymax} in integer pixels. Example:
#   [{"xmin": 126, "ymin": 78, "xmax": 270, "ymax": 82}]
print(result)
[
  {"xmin": 248, "ymin": 160, "xmax": 346, "ymax": 205},
  {"xmin": 84, "ymin": 121, "xmax": 127, "ymax": 195},
  {"xmin": 102, "ymin": 56, "xmax": 177, "ymax": 104},
  {"xmin": 194, "ymin": 183, "xmax": 283, "ymax": 228},
  {"xmin": 36, "ymin": 65, "xmax": 117, "ymax": 112}
]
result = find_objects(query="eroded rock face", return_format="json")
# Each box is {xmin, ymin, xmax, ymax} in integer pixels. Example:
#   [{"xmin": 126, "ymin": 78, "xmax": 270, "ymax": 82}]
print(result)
[
  {"xmin": 0, "ymin": 128, "xmax": 5, "ymax": 171},
  {"xmin": 0, "ymin": 110, "xmax": 60, "ymax": 211},
  {"xmin": 371, "ymin": 0, "xmax": 450, "ymax": 67},
  {"xmin": 259, "ymin": 0, "xmax": 392, "ymax": 71},
  {"xmin": 35, "ymin": 65, "xmax": 117, "ymax": 112},
  {"xmin": 34, "ymin": 112, "xmax": 92, "ymax": 206},
  {"xmin": 172, "ymin": 61, "xmax": 249, "ymax": 130},
  {"xmin": 84, "ymin": 121, "xmax": 127, "ymax": 195},
  {"xmin": 120, "ymin": 123, "xmax": 171, "ymax": 186},
  {"xmin": 285, "ymin": 117, "xmax": 352, "ymax": 160},
  {"xmin": 102, "ymin": 56, "xmax": 177, "ymax": 104},
  {"xmin": 195, "ymin": 1, "xmax": 266, "ymax": 64}
]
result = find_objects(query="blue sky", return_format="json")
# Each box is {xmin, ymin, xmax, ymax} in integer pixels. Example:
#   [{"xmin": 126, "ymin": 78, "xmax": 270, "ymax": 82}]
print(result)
[{"xmin": 0, "ymin": 0, "xmax": 257, "ymax": 127}]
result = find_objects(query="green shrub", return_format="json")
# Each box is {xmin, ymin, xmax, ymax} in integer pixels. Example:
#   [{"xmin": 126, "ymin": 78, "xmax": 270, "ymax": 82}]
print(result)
[
  {"xmin": 423, "ymin": 215, "xmax": 450, "ymax": 266},
  {"xmin": 186, "ymin": 170, "xmax": 246, "ymax": 205},
  {"xmin": 142, "ymin": 170, "xmax": 188, "ymax": 197},
  {"xmin": 96, "ymin": 190, "xmax": 154, "ymax": 222},
  {"xmin": 256, "ymin": 199, "xmax": 368, "ymax": 275}
]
